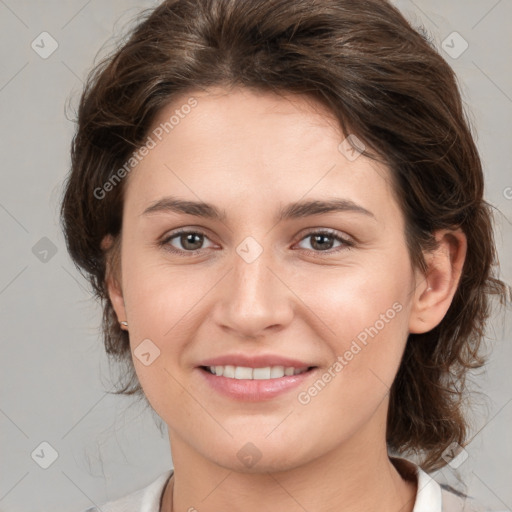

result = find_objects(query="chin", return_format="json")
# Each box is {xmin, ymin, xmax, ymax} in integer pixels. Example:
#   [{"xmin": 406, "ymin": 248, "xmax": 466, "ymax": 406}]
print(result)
[
  {"xmin": 212, "ymin": 449, "xmax": 307, "ymax": 475},
  {"xmin": 195, "ymin": 431, "xmax": 319, "ymax": 475}
]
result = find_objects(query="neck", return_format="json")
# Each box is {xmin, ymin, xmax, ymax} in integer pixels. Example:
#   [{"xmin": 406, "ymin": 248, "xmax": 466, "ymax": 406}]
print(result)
[{"xmin": 161, "ymin": 434, "xmax": 417, "ymax": 512}]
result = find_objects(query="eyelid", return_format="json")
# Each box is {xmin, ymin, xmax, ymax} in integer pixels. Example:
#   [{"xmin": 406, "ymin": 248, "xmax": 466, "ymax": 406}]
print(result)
[{"xmin": 294, "ymin": 227, "xmax": 353, "ymax": 243}]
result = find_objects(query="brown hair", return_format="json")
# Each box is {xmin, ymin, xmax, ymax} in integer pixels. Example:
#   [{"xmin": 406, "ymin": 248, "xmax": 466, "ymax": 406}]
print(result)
[{"xmin": 60, "ymin": 0, "xmax": 510, "ymax": 471}]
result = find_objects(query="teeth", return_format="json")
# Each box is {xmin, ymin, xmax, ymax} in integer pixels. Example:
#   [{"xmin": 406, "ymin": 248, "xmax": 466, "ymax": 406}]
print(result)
[
  {"xmin": 253, "ymin": 367, "xmax": 271, "ymax": 379},
  {"xmin": 234, "ymin": 366, "xmax": 253, "ymax": 379},
  {"xmin": 207, "ymin": 365, "xmax": 309, "ymax": 379},
  {"xmin": 270, "ymin": 366, "xmax": 284, "ymax": 378}
]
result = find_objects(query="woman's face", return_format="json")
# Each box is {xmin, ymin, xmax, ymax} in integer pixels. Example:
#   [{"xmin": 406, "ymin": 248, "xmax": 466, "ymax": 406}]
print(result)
[{"xmin": 108, "ymin": 86, "xmax": 425, "ymax": 472}]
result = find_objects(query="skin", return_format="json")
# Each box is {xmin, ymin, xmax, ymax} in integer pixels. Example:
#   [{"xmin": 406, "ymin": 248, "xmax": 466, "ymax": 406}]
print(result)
[{"xmin": 105, "ymin": 86, "xmax": 467, "ymax": 512}]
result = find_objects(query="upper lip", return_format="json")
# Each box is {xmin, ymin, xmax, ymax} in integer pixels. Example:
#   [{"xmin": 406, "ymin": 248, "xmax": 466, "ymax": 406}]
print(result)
[{"xmin": 198, "ymin": 354, "xmax": 316, "ymax": 369}]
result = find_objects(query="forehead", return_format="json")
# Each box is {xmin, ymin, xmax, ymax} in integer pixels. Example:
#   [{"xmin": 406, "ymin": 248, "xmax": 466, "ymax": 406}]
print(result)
[
  {"xmin": 147, "ymin": 86, "xmax": 345, "ymax": 166},
  {"xmin": 123, "ymin": 86, "xmax": 400, "ymax": 225}
]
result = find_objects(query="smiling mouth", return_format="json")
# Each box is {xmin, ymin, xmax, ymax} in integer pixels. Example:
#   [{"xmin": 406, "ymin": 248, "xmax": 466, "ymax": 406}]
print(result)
[{"xmin": 200, "ymin": 365, "xmax": 317, "ymax": 380}]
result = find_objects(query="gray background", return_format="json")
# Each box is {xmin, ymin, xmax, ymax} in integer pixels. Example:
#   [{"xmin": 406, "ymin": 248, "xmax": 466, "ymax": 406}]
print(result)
[{"xmin": 0, "ymin": 1, "xmax": 510, "ymax": 511}]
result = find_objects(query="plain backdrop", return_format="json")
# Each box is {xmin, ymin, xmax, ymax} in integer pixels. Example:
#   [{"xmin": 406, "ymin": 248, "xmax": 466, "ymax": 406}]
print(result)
[{"xmin": 0, "ymin": 1, "xmax": 511, "ymax": 511}]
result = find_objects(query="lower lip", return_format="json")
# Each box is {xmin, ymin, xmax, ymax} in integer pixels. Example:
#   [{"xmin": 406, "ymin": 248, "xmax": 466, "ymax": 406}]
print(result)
[{"xmin": 198, "ymin": 367, "xmax": 317, "ymax": 401}]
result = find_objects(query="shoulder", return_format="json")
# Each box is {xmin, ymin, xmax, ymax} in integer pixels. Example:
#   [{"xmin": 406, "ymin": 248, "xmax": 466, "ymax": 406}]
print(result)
[{"xmin": 78, "ymin": 470, "xmax": 173, "ymax": 512}]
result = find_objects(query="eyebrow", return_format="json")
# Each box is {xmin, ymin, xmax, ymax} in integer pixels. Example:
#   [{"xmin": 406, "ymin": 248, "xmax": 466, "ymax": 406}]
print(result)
[{"xmin": 141, "ymin": 196, "xmax": 375, "ymax": 222}]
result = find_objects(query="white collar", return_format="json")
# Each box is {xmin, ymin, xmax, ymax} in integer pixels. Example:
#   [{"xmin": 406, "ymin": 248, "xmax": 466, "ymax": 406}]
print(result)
[{"xmin": 404, "ymin": 459, "xmax": 443, "ymax": 511}]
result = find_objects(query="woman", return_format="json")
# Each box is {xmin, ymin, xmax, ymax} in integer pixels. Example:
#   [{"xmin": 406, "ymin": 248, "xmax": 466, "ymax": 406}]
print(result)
[{"xmin": 61, "ymin": 0, "xmax": 510, "ymax": 510}]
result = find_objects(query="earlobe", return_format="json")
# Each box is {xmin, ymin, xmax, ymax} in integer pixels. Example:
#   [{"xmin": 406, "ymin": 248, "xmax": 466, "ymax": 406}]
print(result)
[{"xmin": 408, "ymin": 229, "xmax": 467, "ymax": 334}]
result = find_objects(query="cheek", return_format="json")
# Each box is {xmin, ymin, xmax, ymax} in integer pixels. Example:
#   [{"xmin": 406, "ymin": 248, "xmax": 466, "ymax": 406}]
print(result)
[
  {"xmin": 301, "ymin": 253, "xmax": 411, "ymax": 344},
  {"xmin": 294, "ymin": 252, "xmax": 413, "ymax": 403},
  {"xmin": 122, "ymin": 247, "xmax": 207, "ymax": 330}
]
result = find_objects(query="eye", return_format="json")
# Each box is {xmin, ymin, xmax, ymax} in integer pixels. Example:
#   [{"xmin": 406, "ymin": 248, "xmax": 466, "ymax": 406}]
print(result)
[
  {"xmin": 160, "ymin": 229, "xmax": 215, "ymax": 254},
  {"xmin": 159, "ymin": 227, "xmax": 354, "ymax": 256},
  {"xmin": 295, "ymin": 229, "xmax": 354, "ymax": 255}
]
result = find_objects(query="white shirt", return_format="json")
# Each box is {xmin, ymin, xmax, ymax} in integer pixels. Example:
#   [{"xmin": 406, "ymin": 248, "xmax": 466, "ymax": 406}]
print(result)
[{"xmin": 81, "ymin": 457, "xmax": 490, "ymax": 512}]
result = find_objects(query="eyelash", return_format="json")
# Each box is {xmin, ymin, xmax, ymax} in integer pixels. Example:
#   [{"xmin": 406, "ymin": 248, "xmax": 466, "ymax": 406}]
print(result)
[{"xmin": 159, "ymin": 228, "xmax": 354, "ymax": 257}]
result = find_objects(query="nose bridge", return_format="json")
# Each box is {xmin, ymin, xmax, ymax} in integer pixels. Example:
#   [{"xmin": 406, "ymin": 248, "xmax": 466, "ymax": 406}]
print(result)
[
  {"xmin": 215, "ymin": 236, "xmax": 293, "ymax": 336},
  {"xmin": 234, "ymin": 241, "xmax": 271, "ymax": 300}
]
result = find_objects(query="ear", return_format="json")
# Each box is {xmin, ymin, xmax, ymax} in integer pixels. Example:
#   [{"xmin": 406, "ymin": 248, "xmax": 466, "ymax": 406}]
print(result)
[
  {"xmin": 408, "ymin": 228, "xmax": 467, "ymax": 334},
  {"xmin": 101, "ymin": 234, "xmax": 127, "ymax": 326}
]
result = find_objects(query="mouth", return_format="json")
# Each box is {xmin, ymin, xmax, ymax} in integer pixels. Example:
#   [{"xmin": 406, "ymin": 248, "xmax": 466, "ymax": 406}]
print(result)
[{"xmin": 197, "ymin": 365, "xmax": 318, "ymax": 401}]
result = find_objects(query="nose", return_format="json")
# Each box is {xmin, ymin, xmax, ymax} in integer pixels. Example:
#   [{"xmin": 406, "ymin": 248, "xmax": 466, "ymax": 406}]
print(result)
[{"xmin": 212, "ymin": 244, "xmax": 294, "ymax": 339}]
